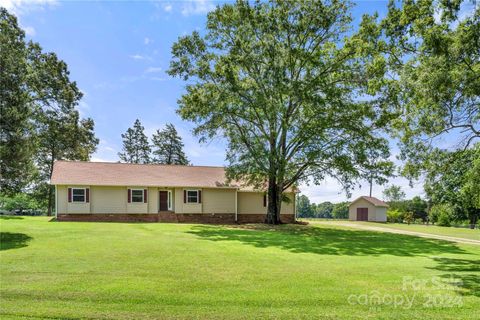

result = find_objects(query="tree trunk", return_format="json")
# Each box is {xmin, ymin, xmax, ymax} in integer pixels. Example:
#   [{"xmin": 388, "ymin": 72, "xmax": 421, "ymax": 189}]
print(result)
[
  {"xmin": 265, "ymin": 178, "xmax": 282, "ymax": 224},
  {"xmin": 47, "ymin": 155, "xmax": 55, "ymax": 216},
  {"xmin": 469, "ymin": 212, "xmax": 478, "ymax": 229},
  {"xmin": 47, "ymin": 185, "xmax": 53, "ymax": 216}
]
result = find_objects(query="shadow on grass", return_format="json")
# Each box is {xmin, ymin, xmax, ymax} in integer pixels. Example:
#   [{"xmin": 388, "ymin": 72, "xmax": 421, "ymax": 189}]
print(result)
[
  {"xmin": 0, "ymin": 232, "xmax": 32, "ymax": 251},
  {"xmin": 429, "ymin": 257, "xmax": 480, "ymax": 297},
  {"xmin": 0, "ymin": 215, "xmax": 24, "ymax": 220},
  {"xmin": 188, "ymin": 224, "xmax": 467, "ymax": 257}
]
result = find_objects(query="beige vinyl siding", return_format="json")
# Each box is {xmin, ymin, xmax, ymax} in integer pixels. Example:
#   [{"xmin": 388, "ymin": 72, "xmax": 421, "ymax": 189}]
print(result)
[
  {"xmin": 174, "ymin": 188, "xmax": 184, "ymax": 213},
  {"xmin": 148, "ymin": 187, "xmax": 159, "ymax": 213},
  {"xmin": 238, "ymin": 192, "xmax": 265, "ymax": 214},
  {"xmin": 90, "ymin": 186, "xmax": 126, "ymax": 214},
  {"xmin": 281, "ymin": 193, "xmax": 295, "ymax": 215},
  {"xmin": 126, "ymin": 187, "xmax": 148, "ymax": 214},
  {"xmin": 202, "ymin": 188, "xmax": 235, "ymax": 214},
  {"xmin": 349, "ymin": 198, "xmax": 376, "ymax": 220},
  {"xmin": 57, "ymin": 185, "xmax": 68, "ymax": 214},
  {"xmin": 55, "ymin": 185, "xmax": 296, "ymax": 216},
  {"xmin": 60, "ymin": 185, "xmax": 91, "ymax": 214},
  {"xmin": 238, "ymin": 191, "xmax": 295, "ymax": 215},
  {"xmin": 349, "ymin": 198, "xmax": 387, "ymax": 221},
  {"xmin": 174, "ymin": 188, "xmax": 203, "ymax": 214},
  {"xmin": 375, "ymin": 207, "xmax": 387, "ymax": 222}
]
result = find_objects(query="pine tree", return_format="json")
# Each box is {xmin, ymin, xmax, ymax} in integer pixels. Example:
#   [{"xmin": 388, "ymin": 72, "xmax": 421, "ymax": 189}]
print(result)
[
  {"xmin": 151, "ymin": 123, "xmax": 189, "ymax": 165},
  {"xmin": 118, "ymin": 119, "xmax": 151, "ymax": 164}
]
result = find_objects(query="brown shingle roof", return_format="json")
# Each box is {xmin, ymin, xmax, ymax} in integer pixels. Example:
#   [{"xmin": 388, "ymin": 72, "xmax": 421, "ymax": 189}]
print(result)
[
  {"xmin": 351, "ymin": 196, "xmax": 389, "ymax": 207},
  {"xmin": 51, "ymin": 161, "xmax": 240, "ymax": 188}
]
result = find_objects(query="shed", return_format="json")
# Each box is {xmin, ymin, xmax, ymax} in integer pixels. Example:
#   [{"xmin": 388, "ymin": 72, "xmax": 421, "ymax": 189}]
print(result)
[{"xmin": 348, "ymin": 196, "xmax": 388, "ymax": 222}]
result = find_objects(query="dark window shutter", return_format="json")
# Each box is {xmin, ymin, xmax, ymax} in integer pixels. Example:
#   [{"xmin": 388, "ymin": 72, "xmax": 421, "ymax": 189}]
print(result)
[
  {"xmin": 127, "ymin": 189, "xmax": 131, "ymax": 203},
  {"xmin": 263, "ymin": 194, "xmax": 266, "ymax": 207},
  {"xmin": 198, "ymin": 190, "xmax": 201, "ymax": 203},
  {"xmin": 68, "ymin": 188, "xmax": 72, "ymax": 202},
  {"xmin": 86, "ymin": 188, "xmax": 90, "ymax": 203},
  {"xmin": 144, "ymin": 189, "xmax": 148, "ymax": 203},
  {"xmin": 183, "ymin": 190, "xmax": 186, "ymax": 203}
]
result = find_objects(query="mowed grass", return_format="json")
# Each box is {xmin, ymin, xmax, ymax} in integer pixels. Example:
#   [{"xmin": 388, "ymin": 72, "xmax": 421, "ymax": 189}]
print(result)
[
  {"xmin": 1, "ymin": 217, "xmax": 479, "ymax": 319},
  {"xmin": 356, "ymin": 222, "xmax": 480, "ymax": 241},
  {"xmin": 304, "ymin": 219, "xmax": 480, "ymax": 241}
]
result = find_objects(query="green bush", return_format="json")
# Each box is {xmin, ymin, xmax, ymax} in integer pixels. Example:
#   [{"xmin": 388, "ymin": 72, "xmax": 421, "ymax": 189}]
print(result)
[
  {"xmin": 437, "ymin": 212, "xmax": 452, "ymax": 227},
  {"xmin": 403, "ymin": 212, "xmax": 414, "ymax": 225},
  {"xmin": 429, "ymin": 204, "xmax": 454, "ymax": 227},
  {"xmin": 0, "ymin": 193, "xmax": 45, "ymax": 215},
  {"xmin": 387, "ymin": 209, "xmax": 403, "ymax": 223}
]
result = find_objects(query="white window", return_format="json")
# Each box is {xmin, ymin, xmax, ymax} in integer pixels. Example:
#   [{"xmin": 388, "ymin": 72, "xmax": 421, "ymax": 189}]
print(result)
[
  {"xmin": 187, "ymin": 190, "xmax": 199, "ymax": 203},
  {"xmin": 72, "ymin": 188, "xmax": 86, "ymax": 202},
  {"xmin": 131, "ymin": 189, "xmax": 144, "ymax": 203},
  {"xmin": 168, "ymin": 190, "xmax": 172, "ymax": 210}
]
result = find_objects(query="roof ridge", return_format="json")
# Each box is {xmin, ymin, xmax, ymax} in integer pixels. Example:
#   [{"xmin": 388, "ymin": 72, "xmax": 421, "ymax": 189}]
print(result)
[{"xmin": 55, "ymin": 160, "xmax": 226, "ymax": 169}]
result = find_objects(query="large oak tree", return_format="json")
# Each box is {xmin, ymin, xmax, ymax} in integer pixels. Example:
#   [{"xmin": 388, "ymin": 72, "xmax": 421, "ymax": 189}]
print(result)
[
  {"xmin": 362, "ymin": 0, "xmax": 479, "ymax": 177},
  {"xmin": 168, "ymin": 0, "xmax": 393, "ymax": 223}
]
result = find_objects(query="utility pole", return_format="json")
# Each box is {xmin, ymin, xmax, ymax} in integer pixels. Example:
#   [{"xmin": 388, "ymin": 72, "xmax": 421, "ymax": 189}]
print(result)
[{"xmin": 369, "ymin": 176, "xmax": 373, "ymax": 197}]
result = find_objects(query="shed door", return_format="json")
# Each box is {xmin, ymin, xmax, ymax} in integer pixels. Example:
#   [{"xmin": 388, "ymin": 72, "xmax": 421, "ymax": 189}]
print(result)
[
  {"xmin": 159, "ymin": 191, "xmax": 168, "ymax": 211},
  {"xmin": 356, "ymin": 208, "xmax": 368, "ymax": 221}
]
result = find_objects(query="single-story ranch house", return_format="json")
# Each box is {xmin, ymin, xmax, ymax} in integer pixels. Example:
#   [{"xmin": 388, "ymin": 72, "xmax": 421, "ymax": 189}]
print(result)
[
  {"xmin": 51, "ymin": 161, "xmax": 297, "ymax": 223},
  {"xmin": 348, "ymin": 196, "xmax": 388, "ymax": 222}
]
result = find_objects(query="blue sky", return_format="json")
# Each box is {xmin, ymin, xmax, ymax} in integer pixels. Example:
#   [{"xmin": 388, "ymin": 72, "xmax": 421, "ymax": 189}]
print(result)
[{"xmin": 3, "ymin": 0, "xmax": 429, "ymax": 203}]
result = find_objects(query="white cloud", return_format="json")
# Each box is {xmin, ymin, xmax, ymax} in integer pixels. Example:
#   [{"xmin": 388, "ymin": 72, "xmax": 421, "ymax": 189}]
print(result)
[
  {"xmin": 163, "ymin": 3, "xmax": 172, "ymax": 12},
  {"xmin": 23, "ymin": 25, "xmax": 35, "ymax": 36},
  {"xmin": 144, "ymin": 66, "xmax": 162, "ymax": 73},
  {"xmin": 181, "ymin": 0, "xmax": 215, "ymax": 17},
  {"xmin": 91, "ymin": 139, "xmax": 119, "ymax": 162},
  {"xmin": 129, "ymin": 54, "xmax": 147, "ymax": 60},
  {"xmin": 0, "ymin": 0, "xmax": 57, "ymax": 16},
  {"xmin": 149, "ymin": 76, "xmax": 166, "ymax": 81},
  {"xmin": 144, "ymin": 37, "xmax": 152, "ymax": 45}
]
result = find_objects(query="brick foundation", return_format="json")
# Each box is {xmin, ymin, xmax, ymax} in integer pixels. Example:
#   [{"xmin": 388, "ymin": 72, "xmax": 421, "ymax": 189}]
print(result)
[
  {"xmin": 57, "ymin": 214, "xmax": 159, "ymax": 222},
  {"xmin": 57, "ymin": 213, "xmax": 295, "ymax": 224},
  {"xmin": 158, "ymin": 212, "xmax": 236, "ymax": 224},
  {"xmin": 237, "ymin": 214, "xmax": 295, "ymax": 223},
  {"xmin": 179, "ymin": 213, "xmax": 236, "ymax": 224}
]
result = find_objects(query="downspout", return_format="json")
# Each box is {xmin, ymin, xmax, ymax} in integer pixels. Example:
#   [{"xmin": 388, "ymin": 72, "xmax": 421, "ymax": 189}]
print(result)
[{"xmin": 55, "ymin": 185, "xmax": 58, "ymax": 220}]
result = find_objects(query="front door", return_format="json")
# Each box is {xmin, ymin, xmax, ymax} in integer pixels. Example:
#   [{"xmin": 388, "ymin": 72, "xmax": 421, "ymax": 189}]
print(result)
[
  {"xmin": 356, "ymin": 208, "xmax": 368, "ymax": 221},
  {"xmin": 159, "ymin": 191, "xmax": 168, "ymax": 211}
]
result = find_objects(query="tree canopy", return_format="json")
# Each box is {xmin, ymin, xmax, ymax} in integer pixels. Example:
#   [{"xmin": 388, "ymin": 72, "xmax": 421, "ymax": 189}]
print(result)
[
  {"xmin": 118, "ymin": 119, "xmax": 151, "ymax": 164},
  {"xmin": 152, "ymin": 123, "xmax": 189, "ymax": 165},
  {"xmin": 382, "ymin": 185, "xmax": 406, "ymax": 202},
  {"xmin": 0, "ymin": 8, "xmax": 98, "ymax": 215},
  {"xmin": 361, "ymin": 0, "xmax": 479, "ymax": 177},
  {"xmin": 168, "ymin": 0, "xmax": 394, "ymax": 223}
]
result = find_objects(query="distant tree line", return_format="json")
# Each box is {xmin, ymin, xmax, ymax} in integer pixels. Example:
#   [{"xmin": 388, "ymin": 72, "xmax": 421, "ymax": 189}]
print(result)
[
  {"xmin": 384, "ymin": 178, "xmax": 479, "ymax": 228},
  {"xmin": 118, "ymin": 119, "xmax": 189, "ymax": 165},
  {"xmin": 296, "ymin": 195, "xmax": 349, "ymax": 219}
]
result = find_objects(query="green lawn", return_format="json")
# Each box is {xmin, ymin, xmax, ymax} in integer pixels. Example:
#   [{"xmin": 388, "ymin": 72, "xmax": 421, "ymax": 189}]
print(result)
[
  {"xmin": 1, "ymin": 217, "xmax": 479, "ymax": 319},
  {"xmin": 312, "ymin": 220, "xmax": 480, "ymax": 241},
  {"xmin": 358, "ymin": 222, "xmax": 479, "ymax": 241},
  {"xmin": 304, "ymin": 219, "xmax": 480, "ymax": 241}
]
